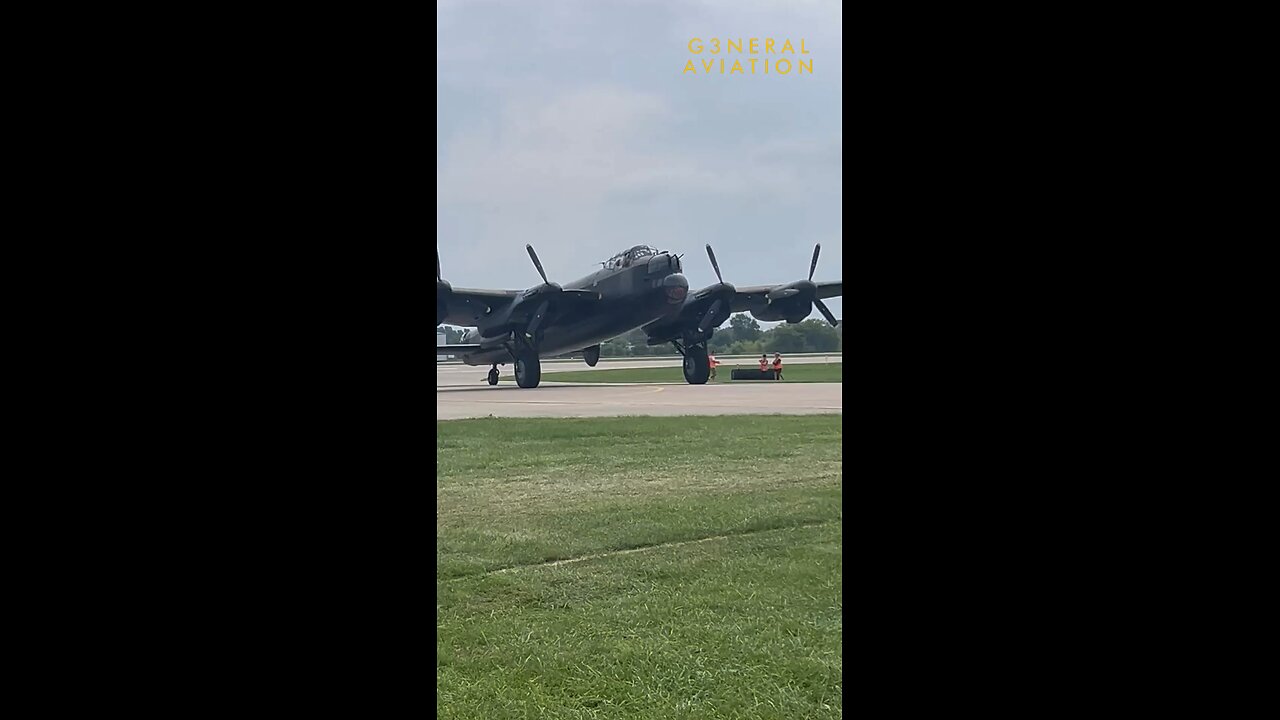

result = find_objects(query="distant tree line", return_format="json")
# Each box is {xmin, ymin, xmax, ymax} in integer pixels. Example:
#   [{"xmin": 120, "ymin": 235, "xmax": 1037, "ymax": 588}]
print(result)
[
  {"xmin": 439, "ymin": 313, "xmax": 842, "ymax": 359},
  {"xmin": 599, "ymin": 314, "xmax": 842, "ymax": 357}
]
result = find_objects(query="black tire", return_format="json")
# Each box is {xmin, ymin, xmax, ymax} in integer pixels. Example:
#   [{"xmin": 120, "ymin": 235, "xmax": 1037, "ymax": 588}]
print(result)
[
  {"xmin": 514, "ymin": 350, "xmax": 541, "ymax": 388},
  {"xmin": 682, "ymin": 345, "xmax": 710, "ymax": 385},
  {"xmin": 487, "ymin": 369, "xmax": 499, "ymax": 385}
]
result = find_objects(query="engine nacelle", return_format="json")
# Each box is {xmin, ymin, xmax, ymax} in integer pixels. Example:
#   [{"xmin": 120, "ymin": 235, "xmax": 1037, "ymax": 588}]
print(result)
[{"xmin": 749, "ymin": 292, "xmax": 815, "ymax": 324}]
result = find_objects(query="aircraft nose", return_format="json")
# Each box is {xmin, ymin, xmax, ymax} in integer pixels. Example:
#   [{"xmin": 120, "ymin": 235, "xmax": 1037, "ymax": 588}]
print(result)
[
  {"xmin": 663, "ymin": 273, "xmax": 688, "ymax": 303},
  {"xmin": 647, "ymin": 253, "xmax": 682, "ymax": 275}
]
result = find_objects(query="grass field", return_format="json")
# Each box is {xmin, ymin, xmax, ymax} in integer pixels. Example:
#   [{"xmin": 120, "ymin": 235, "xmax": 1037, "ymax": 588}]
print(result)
[
  {"xmin": 541, "ymin": 362, "xmax": 843, "ymax": 384},
  {"xmin": 437, "ymin": 415, "xmax": 843, "ymax": 719}
]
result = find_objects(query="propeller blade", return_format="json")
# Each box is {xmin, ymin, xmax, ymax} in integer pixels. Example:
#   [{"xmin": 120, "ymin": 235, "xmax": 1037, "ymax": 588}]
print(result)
[
  {"xmin": 814, "ymin": 298, "xmax": 838, "ymax": 327},
  {"xmin": 526, "ymin": 244, "xmax": 549, "ymax": 284},
  {"xmin": 809, "ymin": 243, "xmax": 821, "ymax": 282},
  {"xmin": 698, "ymin": 299, "xmax": 723, "ymax": 334},
  {"xmin": 526, "ymin": 299, "xmax": 551, "ymax": 338},
  {"xmin": 705, "ymin": 244, "xmax": 724, "ymax": 284}
]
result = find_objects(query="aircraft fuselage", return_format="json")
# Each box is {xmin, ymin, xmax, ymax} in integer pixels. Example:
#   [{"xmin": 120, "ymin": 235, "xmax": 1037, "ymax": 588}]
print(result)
[{"xmin": 461, "ymin": 251, "xmax": 688, "ymax": 366}]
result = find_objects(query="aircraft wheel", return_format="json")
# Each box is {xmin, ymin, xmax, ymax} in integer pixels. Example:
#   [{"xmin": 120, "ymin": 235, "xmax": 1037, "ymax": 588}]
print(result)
[
  {"xmin": 487, "ymin": 368, "xmax": 499, "ymax": 385},
  {"xmin": 514, "ymin": 351, "xmax": 541, "ymax": 389},
  {"xmin": 682, "ymin": 345, "xmax": 710, "ymax": 385}
]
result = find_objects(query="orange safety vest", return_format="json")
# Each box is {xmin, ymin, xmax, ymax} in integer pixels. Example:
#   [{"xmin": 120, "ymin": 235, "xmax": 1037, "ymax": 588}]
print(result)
[
  {"xmin": 759, "ymin": 358, "xmax": 769, "ymax": 370},
  {"xmin": 708, "ymin": 356, "xmax": 718, "ymax": 367},
  {"xmin": 772, "ymin": 358, "xmax": 783, "ymax": 370}
]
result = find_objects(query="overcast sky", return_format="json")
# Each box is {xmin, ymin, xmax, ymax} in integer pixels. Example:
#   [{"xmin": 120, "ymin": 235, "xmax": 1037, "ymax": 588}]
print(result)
[{"xmin": 437, "ymin": 0, "xmax": 843, "ymax": 322}]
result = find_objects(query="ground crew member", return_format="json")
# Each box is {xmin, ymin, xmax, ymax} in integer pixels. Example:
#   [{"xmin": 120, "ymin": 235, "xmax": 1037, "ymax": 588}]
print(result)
[
  {"xmin": 708, "ymin": 351, "xmax": 719, "ymax": 380},
  {"xmin": 772, "ymin": 352, "xmax": 784, "ymax": 381},
  {"xmin": 759, "ymin": 354, "xmax": 769, "ymax": 374}
]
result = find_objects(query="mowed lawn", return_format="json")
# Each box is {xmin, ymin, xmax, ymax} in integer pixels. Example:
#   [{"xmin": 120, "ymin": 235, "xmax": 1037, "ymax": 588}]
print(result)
[
  {"xmin": 437, "ymin": 415, "xmax": 843, "ymax": 719},
  {"xmin": 541, "ymin": 362, "xmax": 843, "ymax": 384}
]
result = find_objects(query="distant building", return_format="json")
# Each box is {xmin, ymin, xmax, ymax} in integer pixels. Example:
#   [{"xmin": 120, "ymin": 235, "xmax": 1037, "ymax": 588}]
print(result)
[{"xmin": 437, "ymin": 331, "xmax": 452, "ymax": 360}]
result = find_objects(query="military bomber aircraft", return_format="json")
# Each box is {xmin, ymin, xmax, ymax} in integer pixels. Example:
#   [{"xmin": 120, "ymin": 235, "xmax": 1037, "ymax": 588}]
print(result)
[{"xmin": 436, "ymin": 243, "xmax": 841, "ymax": 388}]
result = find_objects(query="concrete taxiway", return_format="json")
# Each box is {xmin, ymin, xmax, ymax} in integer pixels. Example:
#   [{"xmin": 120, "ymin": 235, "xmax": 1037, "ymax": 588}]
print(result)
[
  {"xmin": 436, "ymin": 353, "xmax": 843, "ymax": 419},
  {"xmin": 436, "ymin": 354, "xmax": 842, "ymax": 387},
  {"xmin": 437, "ymin": 381, "xmax": 843, "ymax": 420}
]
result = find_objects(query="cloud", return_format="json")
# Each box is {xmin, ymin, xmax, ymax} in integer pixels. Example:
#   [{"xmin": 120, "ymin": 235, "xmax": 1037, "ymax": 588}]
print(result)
[{"xmin": 436, "ymin": 0, "xmax": 843, "ymax": 319}]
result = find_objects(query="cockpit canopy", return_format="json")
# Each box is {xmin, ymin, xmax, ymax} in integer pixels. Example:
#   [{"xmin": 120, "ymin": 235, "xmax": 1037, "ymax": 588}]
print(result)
[{"xmin": 603, "ymin": 245, "xmax": 661, "ymax": 269}]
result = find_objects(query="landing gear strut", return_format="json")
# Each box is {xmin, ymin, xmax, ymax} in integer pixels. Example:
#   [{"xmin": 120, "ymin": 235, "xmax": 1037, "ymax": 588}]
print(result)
[
  {"xmin": 673, "ymin": 340, "xmax": 710, "ymax": 385},
  {"xmin": 487, "ymin": 366, "xmax": 499, "ymax": 385}
]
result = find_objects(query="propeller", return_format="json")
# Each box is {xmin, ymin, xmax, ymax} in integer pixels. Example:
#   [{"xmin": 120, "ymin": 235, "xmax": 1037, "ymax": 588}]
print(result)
[
  {"xmin": 526, "ymin": 299, "xmax": 552, "ymax": 337},
  {"xmin": 526, "ymin": 244, "xmax": 550, "ymax": 285},
  {"xmin": 436, "ymin": 249, "xmax": 451, "ymax": 326},
  {"xmin": 813, "ymin": 297, "xmax": 838, "ymax": 326},
  {"xmin": 706, "ymin": 244, "xmax": 724, "ymax": 284},
  {"xmin": 695, "ymin": 244, "xmax": 727, "ymax": 333},
  {"xmin": 694, "ymin": 244, "xmax": 737, "ymax": 334},
  {"xmin": 518, "ymin": 244, "xmax": 596, "ymax": 339},
  {"xmin": 806, "ymin": 244, "xmax": 838, "ymax": 326},
  {"xmin": 523, "ymin": 244, "xmax": 597, "ymax": 300},
  {"xmin": 698, "ymin": 299, "xmax": 723, "ymax": 334},
  {"xmin": 758, "ymin": 243, "xmax": 838, "ymax": 327}
]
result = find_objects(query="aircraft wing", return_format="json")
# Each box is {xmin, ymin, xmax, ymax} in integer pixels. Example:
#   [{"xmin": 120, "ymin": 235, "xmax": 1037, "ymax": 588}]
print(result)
[
  {"xmin": 729, "ymin": 281, "xmax": 842, "ymax": 312},
  {"xmin": 437, "ymin": 344, "xmax": 482, "ymax": 356},
  {"xmin": 439, "ymin": 287, "xmax": 520, "ymax": 326},
  {"xmin": 728, "ymin": 285, "xmax": 773, "ymax": 311},
  {"xmin": 441, "ymin": 285, "xmax": 603, "ymax": 332}
]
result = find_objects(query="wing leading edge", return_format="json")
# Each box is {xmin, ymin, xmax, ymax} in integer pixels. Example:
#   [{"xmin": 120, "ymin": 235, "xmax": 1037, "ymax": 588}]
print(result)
[
  {"xmin": 728, "ymin": 281, "xmax": 842, "ymax": 312},
  {"xmin": 439, "ymin": 288, "xmax": 519, "ymax": 327}
]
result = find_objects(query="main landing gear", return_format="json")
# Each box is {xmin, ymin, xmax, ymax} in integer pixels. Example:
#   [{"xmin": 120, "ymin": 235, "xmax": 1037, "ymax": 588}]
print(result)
[
  {"xmin": 489, "ymin": 334, "xmax": 543, "ymax": 389},
  {"xmin": 482, "ymin": 352, "xmax": 541, "ymax": 388},
  {"xmin": 673, "ymin": 340, "xmax": 710, "ymax": 385},
  {"xmin": 513, "ymin": 346, "xmax": 542, "ymax": 389}
]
